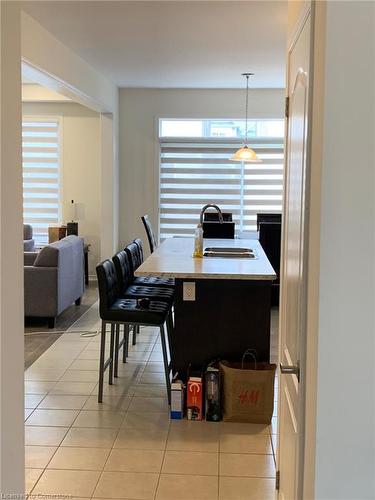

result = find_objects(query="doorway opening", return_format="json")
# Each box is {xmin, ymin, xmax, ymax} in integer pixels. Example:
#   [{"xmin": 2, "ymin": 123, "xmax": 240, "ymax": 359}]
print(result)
[{"xmin": 22, "ymin": 75, "xmax": 102, "ymax": 367}]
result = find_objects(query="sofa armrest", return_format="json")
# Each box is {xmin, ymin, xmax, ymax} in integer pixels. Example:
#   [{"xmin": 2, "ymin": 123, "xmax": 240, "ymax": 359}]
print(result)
[
  {"xmin": 24, "ymin": 266, "xmax": 58, "ymax": 317},
  {"xmin": 24, "ymin": 252, "xmax": 39, "ymax": 266}
]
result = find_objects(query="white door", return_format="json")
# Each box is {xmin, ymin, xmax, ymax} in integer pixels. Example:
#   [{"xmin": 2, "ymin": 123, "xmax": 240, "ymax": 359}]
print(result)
[{"xmin": 277, "ymin": 8, "xmax": 312, "ymax": 499}]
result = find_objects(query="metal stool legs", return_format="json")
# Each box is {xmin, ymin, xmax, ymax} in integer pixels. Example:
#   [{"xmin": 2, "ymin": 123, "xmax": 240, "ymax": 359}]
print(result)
[
  {"xmin": 98, "ymin": 321, "xmax": 107, "ymax": 403},
  {"xmin": 123, "ymin": 324, "xmax": 129, "ymax": 362},
  {"xmin": 98, "ymin": 321, "xmax": 115, "ymax": 403},
  {"xmin": 99, "ymin": 318, "xmax": 172, "ymax": 404},
  {"xmin": 114, "ymin": 324, "xmax": 120, "ymax": 378},
  {"xmin": 114, "ymin": 324, "xmax": 130, "ymax": 377},
  {"xmin": 160, "ymin": 323, "xmax": 171, "ymax": 404},
  {"xmin": 132, "ymin": 325, "xmax": 137, "ymax": 345},
  {"xmin": 109, "ymin": 324, "xmax": 115, "ymax": 385},
  {"xmin": 166, "ymin": 311, "xmax": 173, "ymax": 352}
]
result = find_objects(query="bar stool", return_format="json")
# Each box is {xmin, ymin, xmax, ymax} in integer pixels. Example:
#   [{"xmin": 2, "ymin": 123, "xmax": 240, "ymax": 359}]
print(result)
[
  {"xmin": 96, "ymin": 259, "xmax": 172, "ymax": 404},
  {"xmin": 114, "ymin": 250, "xmax": 174, "ymax": 303},
  {"xmin": 141, "ymin": 214, "xmax": 157, "ymax": 253},
  {"xmin": 127, "ymin": 240, "xmax": 175, "ymax": 288},
  {"xmin": 113, "ymin": 249, "xmax": 174, "ymax": 346}
]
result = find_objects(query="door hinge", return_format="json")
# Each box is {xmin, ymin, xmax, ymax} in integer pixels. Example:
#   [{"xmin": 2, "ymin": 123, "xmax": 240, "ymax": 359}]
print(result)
[
  {"xmin": 276, "ymin": 470, "xmax": 280, "ymax": 490},
  {"xmin": 285, "ymin": 96, "xmax": 290, "ymax": 118}
]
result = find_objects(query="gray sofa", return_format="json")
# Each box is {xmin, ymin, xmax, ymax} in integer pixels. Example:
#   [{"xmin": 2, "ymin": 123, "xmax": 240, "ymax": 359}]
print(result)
[
  {"xmin": 23, "ymin": 224, "xmax": 35, "ymax": 251},
  {"xmin": 24, "ymin": 235, "xmax": 85, "ymax": 328}
]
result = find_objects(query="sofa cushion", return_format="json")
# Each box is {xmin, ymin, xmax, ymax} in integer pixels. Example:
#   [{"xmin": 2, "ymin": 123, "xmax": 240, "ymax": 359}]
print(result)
[
  {"xmin": 34, "ymin": 236, "xmax": 82, "ymax": 267},
  {"xmin": 24, "ymin": 252, "xmax": 39, "ymax": 266},
  {"xmin": 34, "ymin": 245, "xmax": 59, "ymax": 267}
]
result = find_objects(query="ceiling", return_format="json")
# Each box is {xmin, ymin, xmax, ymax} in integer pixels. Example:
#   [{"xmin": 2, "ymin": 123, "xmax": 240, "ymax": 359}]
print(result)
[{"xmin": 20, "ymin": 1, "xmax": 287, "ymax": 89}]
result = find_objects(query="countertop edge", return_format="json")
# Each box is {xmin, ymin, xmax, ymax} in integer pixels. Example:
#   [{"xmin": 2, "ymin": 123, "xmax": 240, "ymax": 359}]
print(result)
[{"xmin": 134, "ymin": 271, "xmax": 276, "ymax": 281}]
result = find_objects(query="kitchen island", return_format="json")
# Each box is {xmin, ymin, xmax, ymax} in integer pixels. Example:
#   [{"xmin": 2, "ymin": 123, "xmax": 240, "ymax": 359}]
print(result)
[{"xmin": 135, "ymin": 238, "xmax": 276, "ymax": 380}]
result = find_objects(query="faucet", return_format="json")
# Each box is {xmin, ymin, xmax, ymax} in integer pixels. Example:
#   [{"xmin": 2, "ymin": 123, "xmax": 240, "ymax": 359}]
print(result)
[{"xmin": 199, "ymin": 204, "xmax": 224, "ymax": 225}]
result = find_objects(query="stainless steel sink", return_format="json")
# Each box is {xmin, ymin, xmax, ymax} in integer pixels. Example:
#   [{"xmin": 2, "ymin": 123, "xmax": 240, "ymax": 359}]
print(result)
[{"xmin": 203, "ymin": 247, "xmax": 257, "ymax": 259}]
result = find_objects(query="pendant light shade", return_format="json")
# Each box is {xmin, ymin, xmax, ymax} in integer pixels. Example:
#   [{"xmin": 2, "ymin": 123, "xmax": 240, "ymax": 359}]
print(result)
[
  {"xmin": 230, "ymin": 145, "xmax": 258, "ymax": 162},
  {"xmin": 230, "ymin": 73, "xmax": 260, "ymax": 163}
]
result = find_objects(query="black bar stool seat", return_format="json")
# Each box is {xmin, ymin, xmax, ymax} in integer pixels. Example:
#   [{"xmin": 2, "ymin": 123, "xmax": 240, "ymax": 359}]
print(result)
[
  {"xmin": 113, "ymin": 250, "xmax": 174, "ymax": 303},
  {"xmin": 123, "ymin": 284, "xmax": 174, "ymax": 304},
  {"xmin": 105, "ymin": 297, "xmax": 170, "ymax": 324},
  {"xmin": 133, "ymin": 275, "xmax": 175, "ymax": 288}
]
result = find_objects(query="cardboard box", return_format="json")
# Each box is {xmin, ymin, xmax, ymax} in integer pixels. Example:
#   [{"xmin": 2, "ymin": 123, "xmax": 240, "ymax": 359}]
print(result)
[
  {"xmin": 187, "ymin": 376, "xmax": 203, "ymax": 420},
  {"xmin": 48, "ymin": 225, "xmax": 67, "ymax": 243},
  {"xmin": 171, "ymin": 380, "xmax": 184, "ymax": 419}
]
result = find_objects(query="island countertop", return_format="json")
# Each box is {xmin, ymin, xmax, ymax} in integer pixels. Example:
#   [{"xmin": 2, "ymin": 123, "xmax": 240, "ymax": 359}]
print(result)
[{"xmin": 135, "ymin": 238, "xmax": 276, "ymax": 280}]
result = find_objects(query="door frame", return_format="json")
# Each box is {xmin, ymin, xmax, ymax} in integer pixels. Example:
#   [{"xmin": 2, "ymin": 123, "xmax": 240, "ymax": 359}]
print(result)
[
  {"xmin": 0, "ymin": 6, "xmax": 118, "ymax": 490},
  {"xmin": 277, "ymin": 1, "xmax": 316, "ymax": 497},
  {"xmin": 22, "ymin": 60, "xmax": 116, "ymax": 262}
]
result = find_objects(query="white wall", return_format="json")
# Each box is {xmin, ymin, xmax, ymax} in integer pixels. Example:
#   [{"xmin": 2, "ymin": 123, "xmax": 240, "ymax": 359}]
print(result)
[
  {"xmin": 312, "ymin": 1, "xmax": 375, "ymax": 498},
  {"xmin": 22, "ymin": 102, "xmax": 101, "ymax": 277},
  {"xmin": 22, "ymin": 84, "xmax": 71, "ymax": 102},
  {"xmin": 119, "ymin": 88, "xmax": 284, "ymax": 248}
]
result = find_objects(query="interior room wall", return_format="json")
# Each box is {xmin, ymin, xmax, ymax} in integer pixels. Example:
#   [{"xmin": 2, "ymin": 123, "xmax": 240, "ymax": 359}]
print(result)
[
  {"xmin": 119, "ymin": 88, "xmax": 285, "ymax": 250},
  {"xmin": 22, "ymin": 83, "xmax": 71, "ymax": 102},
  {"xmin": 22, "ymin": 101, "xmax": 101, "ymax": 277}
]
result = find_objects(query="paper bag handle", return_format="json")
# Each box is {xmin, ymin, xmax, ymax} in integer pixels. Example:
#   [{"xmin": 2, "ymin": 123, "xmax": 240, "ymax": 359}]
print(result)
[{"xmin": 241, "ymin": 349, "xmax": 257, "ymax": 370}]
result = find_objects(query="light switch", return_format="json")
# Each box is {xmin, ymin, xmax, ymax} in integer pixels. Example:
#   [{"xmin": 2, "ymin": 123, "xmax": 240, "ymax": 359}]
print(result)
[{"xmin": 183, "ymin": 282, "xmax": 196, "ymax": 301}]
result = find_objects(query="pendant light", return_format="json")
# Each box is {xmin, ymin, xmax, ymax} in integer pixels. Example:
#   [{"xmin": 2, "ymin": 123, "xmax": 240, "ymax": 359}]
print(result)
[{"xmin": 230, "ymin": 73, "xmax": 260, "ymax": 162}]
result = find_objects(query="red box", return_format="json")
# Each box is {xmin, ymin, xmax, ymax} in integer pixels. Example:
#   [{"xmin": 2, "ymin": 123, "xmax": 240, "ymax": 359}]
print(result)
[{"xmin": 187, "ymin": 376, "xmax": 203, "ymax": 420}]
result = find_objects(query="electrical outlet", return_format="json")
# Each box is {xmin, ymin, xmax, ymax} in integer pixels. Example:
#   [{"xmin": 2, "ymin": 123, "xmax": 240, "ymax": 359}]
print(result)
[{"xmin": 183, "ymin": 282, "xmax": 196, "ymax": 301}]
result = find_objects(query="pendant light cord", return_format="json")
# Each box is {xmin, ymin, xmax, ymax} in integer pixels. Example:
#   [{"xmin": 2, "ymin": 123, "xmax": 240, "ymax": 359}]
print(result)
[
  {"xmin": 242, "ymin": 72, "xmax": 253, "ymax": 147},
  {"xmin": 245, "ymin": 74, "xmax": 249, "ymax": 146}
]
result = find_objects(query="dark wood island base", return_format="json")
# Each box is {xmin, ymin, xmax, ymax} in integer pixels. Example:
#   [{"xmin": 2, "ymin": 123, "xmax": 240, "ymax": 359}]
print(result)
[{"xmin": 171, "ymin": 278, "xmax": 272, "ymax": 380}]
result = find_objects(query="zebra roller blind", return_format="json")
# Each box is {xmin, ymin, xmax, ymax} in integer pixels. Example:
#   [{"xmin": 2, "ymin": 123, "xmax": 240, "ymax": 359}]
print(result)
[
  {"xmin": 22, "ymin": 118, "xmax": 61, "ymax": 245},
  {"xmin": 159, "ymin": 137, "xmax": 284, "ymax": 239}
]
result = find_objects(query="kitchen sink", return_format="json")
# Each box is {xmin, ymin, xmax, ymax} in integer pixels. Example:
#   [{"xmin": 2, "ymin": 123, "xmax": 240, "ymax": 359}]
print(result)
[{"xmin": 203, "ymin": 247, "xmax": 257, "ymax": 259}]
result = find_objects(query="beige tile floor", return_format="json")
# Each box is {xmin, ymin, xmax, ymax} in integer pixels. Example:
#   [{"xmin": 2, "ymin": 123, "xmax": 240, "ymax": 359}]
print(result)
[{"xmin": 25, "ymin": 304, "xmax": 278, "ymax": 500}]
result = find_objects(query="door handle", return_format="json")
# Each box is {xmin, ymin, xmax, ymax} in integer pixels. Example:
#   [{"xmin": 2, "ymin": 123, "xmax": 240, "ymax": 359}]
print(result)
[{"xmin": 280, "ymin": 363, "xmax": 300, "ymax": 381}]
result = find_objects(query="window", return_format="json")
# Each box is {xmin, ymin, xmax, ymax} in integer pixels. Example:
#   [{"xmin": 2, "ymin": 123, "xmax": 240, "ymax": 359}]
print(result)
[
  {"xmin": 159, "ymin": 118, "xmax": 284, "ymax": 139},
  {"xmin": 22, "ymin": 118, "xmax": 61, "ymax": 246},
  {"xmin": 159, "ymin": 119, "xmax": 284, "ymax": 239}
]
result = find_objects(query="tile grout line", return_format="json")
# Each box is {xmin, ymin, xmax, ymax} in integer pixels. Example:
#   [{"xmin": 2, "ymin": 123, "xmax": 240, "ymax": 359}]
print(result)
[
  {"xmin": 26, "ymin": 465, "xmax": 277, "ymax": 478},
  {"xmin": 28, "ymin": 430, "xmax": 69, "ymax": 495},
  {"xmin": 127, "ymin": 326, "xmax": 163, "ymax": 500},
  {"xmin": 153, "ymin": 391, "xmax": 171, "ymax": 500}
]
